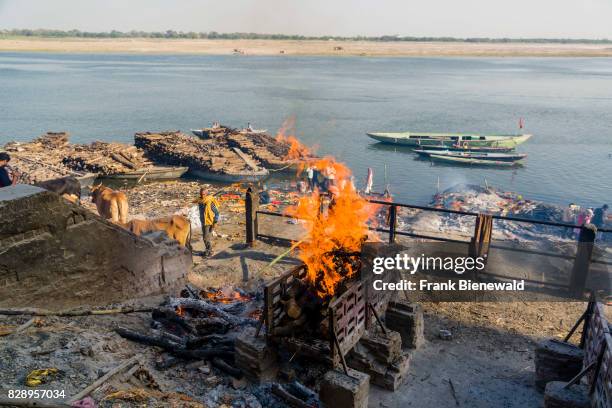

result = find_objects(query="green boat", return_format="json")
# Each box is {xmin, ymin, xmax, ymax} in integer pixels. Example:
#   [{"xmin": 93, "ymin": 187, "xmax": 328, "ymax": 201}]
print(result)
[
  {"xmin": 428, "ymin": 153, "xmax": 522, "ymax": 167},
  {"xmin": 366, "ymin": 131, "xmax": 532, "ymax": 148}
]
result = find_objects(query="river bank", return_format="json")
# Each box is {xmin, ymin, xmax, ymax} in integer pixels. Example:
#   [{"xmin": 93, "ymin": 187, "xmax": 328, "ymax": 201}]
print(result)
[{"xmin": 2, "ymin": 37, "xmax": 612, "ymax": 56}]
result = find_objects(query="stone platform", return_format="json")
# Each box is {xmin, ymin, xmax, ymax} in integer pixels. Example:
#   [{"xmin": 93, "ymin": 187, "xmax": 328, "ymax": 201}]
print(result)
[{"xmin": 0, "ymin": 185, "xmax": 192, "ymax": 309}]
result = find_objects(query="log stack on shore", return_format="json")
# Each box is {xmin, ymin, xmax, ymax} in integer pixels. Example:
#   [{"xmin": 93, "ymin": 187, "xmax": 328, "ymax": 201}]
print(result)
[
  {"xmin": 4, "ymin": 126, "xmax": 314, "ymax": 185},
  {"xmin": 135, "ymin": 131, "xmax": 271, "ymax": 182},
  {"xmin": 225, "ymin": 131, "xmax": 299, "ymax": 170},
  {"xmin": 3, "ymin": 132, "xmax": 157, "ymax": 183},
  {"xmin": 4, "ymin": 132, "xmax": 84, "ymax": 183},
  {"xmin": 62, "ymin": 141, "xmax": 155, "ymax": 175}
]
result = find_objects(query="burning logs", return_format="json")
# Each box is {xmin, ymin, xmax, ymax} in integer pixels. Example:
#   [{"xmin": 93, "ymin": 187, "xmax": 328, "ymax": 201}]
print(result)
[
  {"xmin": 114, "ymin": 288, "xmax": 259, "ymax": 385},
  {"xmin": 165, "ymin": 297, "xmax": 257, "ymax": 327}
]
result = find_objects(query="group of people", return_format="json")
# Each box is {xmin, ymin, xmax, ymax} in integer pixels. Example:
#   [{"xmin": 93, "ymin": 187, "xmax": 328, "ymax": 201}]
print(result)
[
  {"xmin": 562, "ymin": 203, "xmax": 609, "ymax": 240},
  {"xmin": 304, "ymin": 163, "xmax": 339, "ymax": 194}
]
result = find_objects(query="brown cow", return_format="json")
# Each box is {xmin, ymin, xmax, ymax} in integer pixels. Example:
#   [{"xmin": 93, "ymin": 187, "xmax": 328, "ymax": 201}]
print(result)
[
  {"xmin": 90, "ymin": 184, "xmax": 129, "ymax": 224},
  {"xmin": 126, "ymin": 215, "xmax": 191, "ymax": 248}
]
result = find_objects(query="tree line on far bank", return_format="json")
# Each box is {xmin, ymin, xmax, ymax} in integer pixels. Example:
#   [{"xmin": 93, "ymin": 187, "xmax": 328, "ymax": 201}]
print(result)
[{"xmin": 1, "ymin": 29, "xmax": 611, "ymax": 44}]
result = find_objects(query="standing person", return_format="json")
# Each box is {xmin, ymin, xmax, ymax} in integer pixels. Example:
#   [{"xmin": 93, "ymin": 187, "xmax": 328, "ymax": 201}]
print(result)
[
  {"xmin": 306, "ymin": 164, "xmax": 315, "ymax": 192},
  {"xmin": 585, "ymin": 208, "xmax": 594, "ymax": 224},
  {"xmin": 592, "ymin": 204, "xmax": 609, "ymax": 240},
  {"xmin": 562, "ymin": 203, "xmax": 576, "ymax": 239},
  {"xmin": 312, "ymin": 165, "xmax": 322, "ymax": 191},
  {"xmin": 0, "ymin": 152, "xmax": 16, "ymax": 188},
  {"xmin": 325, "ymin": 164, "xmax": 336, "ymax": 191},
  {"xmin": 196, "ymin": 188, "xmax": 220, "ymax": 257}
]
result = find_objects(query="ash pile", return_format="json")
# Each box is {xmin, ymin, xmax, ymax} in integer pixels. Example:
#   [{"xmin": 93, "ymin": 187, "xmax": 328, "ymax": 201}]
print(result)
[{"xmin": 394, "ymin": 184, "xmax": 569, "ymax": 244}]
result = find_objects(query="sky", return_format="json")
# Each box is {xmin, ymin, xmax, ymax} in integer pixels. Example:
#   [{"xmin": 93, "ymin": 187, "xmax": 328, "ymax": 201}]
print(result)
[{"xmin": 0, "ymin": 0, "xmax": 611, "ymax": 39}]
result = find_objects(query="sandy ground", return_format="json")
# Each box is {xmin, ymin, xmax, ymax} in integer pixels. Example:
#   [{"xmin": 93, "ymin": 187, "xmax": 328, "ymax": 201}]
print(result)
[{"xmin": 2, "ymin": 37, "xmax": 612, "ymax": 57}]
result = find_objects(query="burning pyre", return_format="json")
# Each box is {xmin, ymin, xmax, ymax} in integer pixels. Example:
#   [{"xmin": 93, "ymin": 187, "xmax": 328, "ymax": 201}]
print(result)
[{"xmin": 278, "ymin": 125, "xmax": 378, "ymax": 298}]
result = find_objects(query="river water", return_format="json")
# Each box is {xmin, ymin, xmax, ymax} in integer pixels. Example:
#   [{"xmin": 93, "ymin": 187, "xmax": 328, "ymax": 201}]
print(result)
[{"xmin": 0, "ymin": 53, "xmax": 610, "ymax": 206}]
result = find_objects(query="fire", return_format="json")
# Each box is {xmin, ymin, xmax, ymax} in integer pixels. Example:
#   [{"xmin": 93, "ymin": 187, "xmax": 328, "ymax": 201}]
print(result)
[
  {"xmin": 175, "ymin": 305, "xmax": 185, "ymax": 317},
  {"xmin": 275, "ymin": 116, "xmax": 314, "ymax": 161},
  {"xmin": 286, "ymin": 157, "xmax": 378, "ymax": 298},
  {"xmin": 202, "ymin": 288, "xmax": 251, "ymax": 303}
]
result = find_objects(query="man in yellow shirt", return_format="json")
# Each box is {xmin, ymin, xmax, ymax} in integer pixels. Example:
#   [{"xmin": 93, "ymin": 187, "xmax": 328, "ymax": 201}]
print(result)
[{"xmin": 196, "ymin": 188, "xmax": 220, "ymax": 257}]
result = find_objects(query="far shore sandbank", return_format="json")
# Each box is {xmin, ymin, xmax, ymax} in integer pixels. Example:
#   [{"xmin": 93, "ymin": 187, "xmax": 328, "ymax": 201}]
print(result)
[{"xmin": 1, "ymin": 37, "xmax": 612, "ymax": 57}]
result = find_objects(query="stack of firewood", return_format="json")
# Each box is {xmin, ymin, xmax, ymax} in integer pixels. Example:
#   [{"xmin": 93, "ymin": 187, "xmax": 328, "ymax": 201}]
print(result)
[
  {"xmin": 135, "ymin": 131, "xmax": 257, "ymax": 175},
  {"xmin": 63, "ymin": 141, "xmax": 154, "ymax": 175},
  {"xmin": 3, "ymin": 132, "xmax": 155, "ymax": 179},
  {"xmin": 226, "ymin": 131, "xmax": 292, "ymax": 168}
]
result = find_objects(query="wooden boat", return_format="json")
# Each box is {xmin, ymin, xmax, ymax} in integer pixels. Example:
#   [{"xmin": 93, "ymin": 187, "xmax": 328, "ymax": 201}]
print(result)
[
  {"xmin": 412, "ymin": 145, "xmax": 515, "ymax": 153},
  {"xmin": 414, "ymin": 149, "xmax": 527, "ymax": 162},
  {"xmin": 104, "ymin": 166, "xmax": 189, "ymax": 180},
  {"xmin": 428, "ymin": 154, "xmax": 522, "ymax": 167},
  {"xmin": 191, "ymin": 127, "xmax": 227, "ymax": 139},
  {"xmin": 238, "ymin": 128, "xmax": 268, "ymax": 135},
  {"xmin": 367, "ymin": 131, "xmax": 532, "ymax": 148}
]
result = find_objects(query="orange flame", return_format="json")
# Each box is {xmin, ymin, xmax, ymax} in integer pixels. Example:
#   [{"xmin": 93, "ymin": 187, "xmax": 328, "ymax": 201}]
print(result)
[
  {"xmin": 202, "ymin": 289, "xmax": 250, "ymax": 303},
  {"xmin": 286, "ymin": 157, "xmax": 378, "ymax": 298},
  {"xmin": 175, "ymin": 305, "xmax": 185, "ymax": 317},
  {"xmin": 275, "ymin": 116, "xmax": 314, "ymax": 161}
]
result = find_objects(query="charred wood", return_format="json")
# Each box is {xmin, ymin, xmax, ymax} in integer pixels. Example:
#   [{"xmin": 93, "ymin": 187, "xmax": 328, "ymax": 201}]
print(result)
[
  {"xmin": 270, "ymin": 383, "xmax": 312, "ymax": 408},
  {"xmin": 165, "ymin": 298, "xmax": 256, "ymax": 327},
  {"xmin": 212, "ymin": 357, "xmax": 242, "ymax": 378}
]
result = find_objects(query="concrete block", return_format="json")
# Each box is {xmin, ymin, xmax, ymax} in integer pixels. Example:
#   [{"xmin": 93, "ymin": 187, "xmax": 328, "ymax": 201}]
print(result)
[
  {"xmin": 235, "ymin": 327, "xmax": 278, "ymax": 383},
  {"xmin": 535, "ymin": 339, "xmax": 583, "ymax": 390},
  {"xmin": 385, "ymin": 301, "xmax": 424, "ymax": 349},
  {"xmin": 319, "ymin": 368, "xmax": 369, "ymax": 408},
  {"xmin": 544, "ymin": 381, "xmax": 589, "ymax": 408}
]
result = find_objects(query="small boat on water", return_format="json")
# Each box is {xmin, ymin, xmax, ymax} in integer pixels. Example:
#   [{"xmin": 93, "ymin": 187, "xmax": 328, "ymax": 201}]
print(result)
[
  {"xmin": 428, "ymin": 154, "xmax": 522, "ymax": 167},
  {"xmin": 414, "ymin": 149, "xmax": 527, "ymax": 162},
  {"xmin": 412, "ymin": 145, "xmax": 516, "ymax": 153},
  {"xmin": 366, "ymin": 131, "xmax": 532, "ymax": 148}
]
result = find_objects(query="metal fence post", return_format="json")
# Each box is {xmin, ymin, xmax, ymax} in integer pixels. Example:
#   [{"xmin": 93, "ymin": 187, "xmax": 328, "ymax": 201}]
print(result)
[
  {"xmin": 570, "ymin": 225, "xmax": 596, "ymax": 298},
  {"xmin": 388, "ymin": 205, "xmax": 397, "ymax": 243},
  {"xmin": 245, "ymin": 187, "xmax": 258, "ymax": 247}
]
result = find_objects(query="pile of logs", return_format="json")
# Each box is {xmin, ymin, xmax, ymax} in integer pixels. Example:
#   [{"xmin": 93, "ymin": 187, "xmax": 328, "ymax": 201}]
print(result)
[
  {"xmin": 4, "ymin": 132, "xmax": 80, "ymax": 183},
  {"xmin": 226, "ymin": 131, "xmax": 297, "ymax": 169},
  {"xmin": 3, "ymin": 132, "xmax": 155, "ymax": 182},
  {"xmin": 135, "ymin": 131, "xmax": 265, "ymax": 176},
  {"xmin": 62, "ymin": 141, "xmax": 155, "ymax": 175}
]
